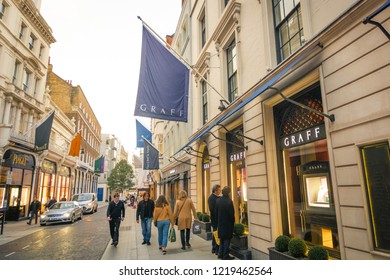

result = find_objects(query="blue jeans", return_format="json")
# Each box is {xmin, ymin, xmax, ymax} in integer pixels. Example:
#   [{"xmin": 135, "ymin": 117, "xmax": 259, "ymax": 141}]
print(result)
[
  {"xmin": 157, "ymin": 219, "xmax": 170, "ymax": 247},
  {"xmin": 141, "ymin": 217, "xmax": 152, "ymax": 242}
]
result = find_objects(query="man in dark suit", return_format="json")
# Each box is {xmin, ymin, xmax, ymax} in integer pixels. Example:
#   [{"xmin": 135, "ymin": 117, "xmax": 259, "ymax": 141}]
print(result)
[
  {"xmin": 208, "ymin": 184, "xmax": 221, "ymax": 255},
  {"xmin": 106, "ymin": 193, "xmax": 125, "ymax": 247},
  {"xmin": 215, "ymin": 186, "xmax": 235, "ymax": 260},
  {"xmin": 27, "ymin": 196, "xmax": 41, "ymax": 225}
]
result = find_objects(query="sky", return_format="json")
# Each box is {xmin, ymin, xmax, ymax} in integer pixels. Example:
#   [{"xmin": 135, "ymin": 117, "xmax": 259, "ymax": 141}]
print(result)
[{"xmin": 40, "ymin": 0, "xmax": 182, "ymax": 156}]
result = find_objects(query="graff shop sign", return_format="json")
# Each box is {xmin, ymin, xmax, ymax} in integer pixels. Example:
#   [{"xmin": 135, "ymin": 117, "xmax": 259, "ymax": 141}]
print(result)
[
  {"xmin": 2, "ymin": 150, "xmax": 35, "ymax": 170},
  {"xmin": 281, "ymin": 124, "xmax": 326, "ymax": 149},
  {"xmin": 230, "ymin": 151, "xmax": 246, "ymax": 162}
]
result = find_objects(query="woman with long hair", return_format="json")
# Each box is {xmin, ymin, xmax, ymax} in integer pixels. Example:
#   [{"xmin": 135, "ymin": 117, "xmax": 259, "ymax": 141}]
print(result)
[
  {"xmin": 174, "ymin": 190, "xmax": 198, "ymax": 250},
  {"xmin": 153, "ymin": 195, "xmax": 174, "ymax": 255}
]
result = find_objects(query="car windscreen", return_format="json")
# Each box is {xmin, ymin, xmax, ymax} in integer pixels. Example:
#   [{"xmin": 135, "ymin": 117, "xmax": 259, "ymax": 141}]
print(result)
[
  {"xmin": 72, "ymin": 194, "xmax": 92, "ymax": 201},
  {"xmin": 51, "ymin": 203, "xmax": 73, "ymax": 209}
]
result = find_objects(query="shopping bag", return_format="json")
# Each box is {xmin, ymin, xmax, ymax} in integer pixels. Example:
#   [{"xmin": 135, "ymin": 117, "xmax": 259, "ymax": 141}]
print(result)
[
  {"xmin": 213, "ymin": 230, "xmax": 220, "ymax": 245},
  {"xmin": 168, "ymin": 227, "xmax": 176, "ymax": 242},
  {"xmin": 192, "ymin": 222, "xmax": 201, "ymax": 234}
]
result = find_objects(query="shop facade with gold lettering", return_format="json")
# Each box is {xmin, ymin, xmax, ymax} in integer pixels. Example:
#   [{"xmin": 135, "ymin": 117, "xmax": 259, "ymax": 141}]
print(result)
[
  {"xmin": 37, "ymin": 159, "xmax": 56, "ymax": 211},
  {"xmin": 0, "ymin": 150, "xmax": 35, "ymax": 220}
]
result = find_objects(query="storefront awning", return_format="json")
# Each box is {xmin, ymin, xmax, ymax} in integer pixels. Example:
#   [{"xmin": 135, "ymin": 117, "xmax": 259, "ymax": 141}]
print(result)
[{"xmin": 174, "ymin": 42, "xmax": 323, "ymax": 156}]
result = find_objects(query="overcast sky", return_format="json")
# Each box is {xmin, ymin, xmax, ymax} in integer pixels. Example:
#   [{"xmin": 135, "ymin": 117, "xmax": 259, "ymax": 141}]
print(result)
[{"xmin": 40, "ymin": 0, "xmax": 182, "ymax": 156}]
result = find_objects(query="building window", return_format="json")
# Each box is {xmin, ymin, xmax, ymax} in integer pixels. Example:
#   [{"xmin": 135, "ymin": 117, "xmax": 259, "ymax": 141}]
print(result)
[
  {"xmin": 0, "ymin": 2, "xmax": 6, "ymax": 20},
  {"xmin": 28, "ymin": 33, "xmax": 36, "ymax": 51},
  {"xmin": 22, "ymin": 69, "xmax": 31, "ymax": 92},
  {"xmin": 224, "ymin": 0, "xmax": 230, "ymax": 7},
  {"xmin": 39, "ymin": 44, "xmax": 45, "ymax": 59},
  {"xmin": 34, "ymin": 78, "xmax": 40, "ymax": 97},
  {"xmin": 201, "ymin": 78, "xmax": 208, "ymax": 124},
  {"xmin": 227, "ymin": 40, "xmax": 238, "ymax": 102},
  {"xmin": 19, "ymin": 22, "xmax": 26, "ymax": 39},
  {"xmin": 273, "ymin": 0, "xmax": 304, "ymax": 62},
  {"xmin": 361, "ymin": 142, "xmax": 390, "ymax": 252},
  {"xmin": 13, "ymin": 60, "xmax": 21, "ymax": 84},
  {"xmin": 200, "ymin": 13, "xmax": 206, "ymax": 48}
]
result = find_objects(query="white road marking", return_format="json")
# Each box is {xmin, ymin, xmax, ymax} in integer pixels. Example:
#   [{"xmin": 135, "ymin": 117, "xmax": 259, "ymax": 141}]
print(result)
[
  {"xmin": 5, "ymin": 252, "xmax": 15, "ymax": 257},
  {"xmin": 22, "ymin": 245, "xmax": 30, "ymax": 249},
  {"xmin": 34, "ymin": 240, "xmax": 41, "ymax": 244}
]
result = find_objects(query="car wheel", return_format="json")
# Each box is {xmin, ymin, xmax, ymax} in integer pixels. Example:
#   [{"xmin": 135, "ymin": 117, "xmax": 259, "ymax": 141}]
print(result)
[
  {"xmin": 94, "ymin": 206, "xmax": 97, "ymax": 213},
  {"xmin": 40, "ymin": 223, "xmax": 46, "ymax": 226},
  {"xmin": 79, "ymin": 212, "xmax": 83, "ymax": 220},
  {"xmin": 71, "ymin": 214, "xmax": 75, "ymax": 223}
]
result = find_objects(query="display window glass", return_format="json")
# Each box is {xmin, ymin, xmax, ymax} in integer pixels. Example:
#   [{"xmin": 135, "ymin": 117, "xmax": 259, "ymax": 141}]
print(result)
[
  {"xmin": 202, "ymin": 147, "xmax": 210, "ymax": 213},
  {"xmin": 0, "ymin": 187, "xmax": 6, "ymax": 208},
  {"xmin": 274, "ymin": 84, "xmax": 340, "ymax": 258}
]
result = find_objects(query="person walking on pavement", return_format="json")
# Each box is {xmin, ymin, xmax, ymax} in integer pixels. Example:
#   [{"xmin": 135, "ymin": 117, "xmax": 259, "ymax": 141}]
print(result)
[
  {"xmin": 106, "ymin": 193, "xmax": 125, "ymax": 247},
  {"xmin": 153, "ymin": 195, "xmax": 174, "ymax": 255},
  {"xmin": 208, "ymin": 184, "xmax": 221, "ymax": 255},
  {"xmin": 136, "ymin": 192, "xmax": 155, "ymax": 245},
  {"xmin": 173, "ymin": 190, "xmax": 198, "ymax": 250},
  {"xmin": 215, "ymin": 186, "xmax": 235, "ymax": 260},
  {"xmin": 27, "ymin": 196, "xmax": 41, "ymax": 225},
  {"xmin": 47, "ymin": 196, "xmax": 57, "ymax": 209}
]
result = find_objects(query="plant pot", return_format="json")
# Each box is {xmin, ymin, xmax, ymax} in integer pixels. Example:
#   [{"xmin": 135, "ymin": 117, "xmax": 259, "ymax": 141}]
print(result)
[
  {"xmin": 268, "ymin": 247, "xmax": 298, "ymax": 260},
  {"xmin": 229, "ymin": 235, "xmax": 252, "ymax": 260}
]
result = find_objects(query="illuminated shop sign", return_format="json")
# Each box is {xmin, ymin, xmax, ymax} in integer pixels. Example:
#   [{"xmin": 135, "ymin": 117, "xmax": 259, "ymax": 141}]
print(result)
[
  {"xmin": 42, "ymin": 160, "xmax": 56, "ymax": 174},
  {"xmin": 281, "ymin": 124, "xmax": 326, "ymax": 148},
  {"xmin": 230, "ymin": 151, "xmax": 246, "ymax": 162}
]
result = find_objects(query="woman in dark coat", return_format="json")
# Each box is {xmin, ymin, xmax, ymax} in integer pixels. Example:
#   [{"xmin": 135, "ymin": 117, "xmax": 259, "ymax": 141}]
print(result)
[{"xmin": 215, "ymin": 186, "xmax": 235, "ymax": 260}]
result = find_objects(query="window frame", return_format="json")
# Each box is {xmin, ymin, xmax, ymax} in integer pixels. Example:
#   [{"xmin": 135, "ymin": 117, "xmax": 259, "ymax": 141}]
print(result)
[
  {"xmin": 273, "ymin": 0, "xmax": 304, "ymax": 63},
  {"xmin": 0, "ymin": 1, "xmax": 6, "ymax": 20},
  {"xmin": 13, "ymin": 59, "xmax": 21, "ymax": 85},
  {"xmin": 201, "ymin": 77, "xmax": 208, "ymax": 125},
  {"xmin": 226, "ymin": 40, "xmax": 238, "ymax": 102},
  {"xmin": 22, "ymin": 68, "xmax": 31, "ymax": 92},
  {"xmin": 360, "ymin": 140, "xmax": 390, "ymax": 253},
  {"xmin": 28, "ymin": 33, "xmax": 36, "ymax": 51},
  {"xmin": 200, "ymin": 12, "xmax": 206, "ymax": 49}
]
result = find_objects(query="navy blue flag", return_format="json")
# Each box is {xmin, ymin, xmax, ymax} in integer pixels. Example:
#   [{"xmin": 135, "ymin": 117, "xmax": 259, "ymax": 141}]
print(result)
[
  {"xmin": 143, "ymin": 138, "xmax": 159, "ymax": 170},
  {"xmin": 34, "ymin": 111, "xmax": 55, "ymax": 152},
  {"xmin": 134, "ymin": 26, "xmax": 189, "ymax": 122},
  {"xmin": 136, "ymin": 119, "xmax": 152, "ymax": 148}
]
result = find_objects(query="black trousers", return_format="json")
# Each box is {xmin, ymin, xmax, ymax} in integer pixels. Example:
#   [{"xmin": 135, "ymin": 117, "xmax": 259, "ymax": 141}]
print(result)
[
  {"xmin": 28, "ymin": 211, "xmax": 39, "ymax": 224},
  {"xmin": 109, "ymin": 218, "xmax": 122, "ymax": 242},
  {"xmin": 180, "ymin": 228, "xmax": 191, "ymax": 246}
]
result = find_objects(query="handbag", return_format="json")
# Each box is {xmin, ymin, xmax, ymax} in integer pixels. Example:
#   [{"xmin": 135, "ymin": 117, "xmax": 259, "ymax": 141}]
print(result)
[
  {"xmin": 175, "ymin": 198, "xmax": 187, "ymax": 226},
  {"xmin": 168, "ymin": 227, "xmax": 176, "ymax": 242},
  {"xmin": 213, "ymin": 230, "xmax": 220, "ymax": 245},
  {"xmin": 192, "ymin": 222, "xmax": 201, "ymax": 234}
]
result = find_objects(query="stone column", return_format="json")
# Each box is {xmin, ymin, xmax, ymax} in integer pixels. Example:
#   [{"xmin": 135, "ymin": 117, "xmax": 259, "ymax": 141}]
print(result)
[
  {"xmin": 27, "ymin": 109, "xmax": 34, "ymax": 138},
  {"xmin": 0, "ymin": 95, "xmax": 5, "ymax": 123},
  {"xmin": 14, "ymin": 102, "xmax": 23, "ymax": 133},
  {"xmin": 2, "ymin": 96, "xmax": 13, "ymax": 124}
]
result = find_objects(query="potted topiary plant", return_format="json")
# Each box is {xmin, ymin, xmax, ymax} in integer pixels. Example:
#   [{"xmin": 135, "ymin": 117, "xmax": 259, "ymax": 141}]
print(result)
[
  {"xmin": 308, "ymin": 246, "xmax": 329, "ymax": 260},
  {"xmin": 288, "ymin": 238, "xmax": 307, "ymax": 258},
  {"xmin": 230, "ymin": 223, "xmax": 252, "ymax": 260},
  {"xmin": 268, "ymin": 235, "xmax": 297, "ymax": 260}
]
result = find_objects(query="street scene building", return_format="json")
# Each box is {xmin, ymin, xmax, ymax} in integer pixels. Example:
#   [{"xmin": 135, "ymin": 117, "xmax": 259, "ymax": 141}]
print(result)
[
  {"xmin": 152, "ymin": 0, "xmax": 390, "ymax": 260},
  {"xmin": 46, "ymin": 65, "xmax": 102, "ymax": 196},
  {"xmin": 0, "ymin": 0, "xmax": 56, "ymax": 220}
]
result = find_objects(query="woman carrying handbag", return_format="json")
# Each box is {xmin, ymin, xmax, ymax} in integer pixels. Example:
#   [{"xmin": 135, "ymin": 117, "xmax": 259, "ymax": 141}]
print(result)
[
  {"xmin": 153, "ymin": 195, "xmax": 174, "ymax": 255},
  {"xmin": 174, "ymin": 190, "xmax": 198, "ymax": 250}
]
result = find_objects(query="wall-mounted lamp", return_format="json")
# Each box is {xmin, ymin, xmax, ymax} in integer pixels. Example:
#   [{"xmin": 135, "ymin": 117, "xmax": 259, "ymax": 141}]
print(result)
[{"xmin": 218, "ymin": 99, "xmax": 230, "ymax": 111}]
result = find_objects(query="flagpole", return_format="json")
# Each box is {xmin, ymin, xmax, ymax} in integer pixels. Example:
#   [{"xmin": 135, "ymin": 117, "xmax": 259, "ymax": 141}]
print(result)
[
  {"xmin": 137, "ymin": 16, "xmax": 230, "ymax": 105},
  {"xmin": 23, "ymin": 110, "xmax": 55, "ymax": 137}
]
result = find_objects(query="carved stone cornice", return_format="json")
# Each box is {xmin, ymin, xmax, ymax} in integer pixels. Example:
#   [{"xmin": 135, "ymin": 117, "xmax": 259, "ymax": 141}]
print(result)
[
  {"xmin": 192, "ymin": 51, "xmax": 211, "ymax": 83},
  {"xmin": 16, "ymin": 0, "xmax": 56, "ymax": 44},
  {"xmin": 211, "ymin": 0, "xmax": 241, "ymax": 51}
]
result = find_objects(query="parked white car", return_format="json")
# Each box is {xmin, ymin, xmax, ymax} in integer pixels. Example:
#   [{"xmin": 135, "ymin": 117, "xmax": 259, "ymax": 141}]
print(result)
[{"xmin": 71, "ymin": 193, "xmax": 98, "ymax": 214}]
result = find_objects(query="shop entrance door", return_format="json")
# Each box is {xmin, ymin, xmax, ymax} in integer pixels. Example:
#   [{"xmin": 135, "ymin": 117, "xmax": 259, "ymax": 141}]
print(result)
[{"xmin": 6, "ymin": 186, "xmax": 21, "ymax": 221}]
